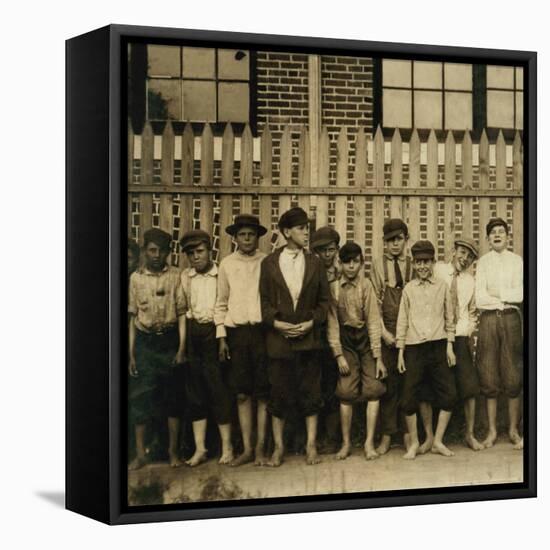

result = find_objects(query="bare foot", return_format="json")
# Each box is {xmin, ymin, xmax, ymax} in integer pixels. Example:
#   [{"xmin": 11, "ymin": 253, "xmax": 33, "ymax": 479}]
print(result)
[
  {"xmin": 403, "ymin": 433, "xmax": 411, "ymax": 452},
  {"xmin": 431, "ymin": 441, "xmax": 455, "ymax": 457},
  {"xmin": 418, "ymin": 436, "xmax": 434, "ymax": 455},
  {"xmin": 254, "ymin": 446, "xmax": 268, "ymax": 466},
  {"xmin": 266, "ymin": 446, "xmax": 284, "ymax": 467},
  {"xmin": 465, "ymin": 434, "xmax": 484, "ymax": 451},
  {"xmin": 513, "ymin": 437, "xmax": 524, "ymax": 450},
  {"xmin": 306, "ymin": 444, "xmax": 321, "ymax": 465},
  {"xmin": 128, "ymin": 455, "xmax": 149, "ymax": 471},
  {"xmin": 364, "ymin": 443, "xmax": 379, "ymax": 460},
  {"xmin": 509, "ymin": 430, "xmax": 522, "ymax": 446},
  {"xmin": 185, "ymin": 449, "xmax": 208, "ymax": 467},
  {"xmin": 482, "ymin": 430, "xmax": 497, "ymax": 449},
  {"xmin": 169, "ymin": 452, "xmax": 183, "ymax": 468},
  {"xmin": 376, "ymin": 435, "xmax": 391, "ymax": 456},
  {"xmin": 335, "ymin": 442, "xmax": 351, "ymax": 460},
  {"xmin": 218, "ymin": 448, "xmax": 234, "ymax": 465},
  {"xmin": 403, "ymin": 441, "xmax": 419, "ymax": 460},
  {"xmin": 230, "ymin": 450, "xmax": 254, "ymax": 467}
]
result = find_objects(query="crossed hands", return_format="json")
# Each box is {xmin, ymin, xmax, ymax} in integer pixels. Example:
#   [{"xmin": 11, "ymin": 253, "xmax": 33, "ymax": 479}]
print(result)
[{"xmin": 274, "ymin": 319, "xmax": 314, "ymax": 339}]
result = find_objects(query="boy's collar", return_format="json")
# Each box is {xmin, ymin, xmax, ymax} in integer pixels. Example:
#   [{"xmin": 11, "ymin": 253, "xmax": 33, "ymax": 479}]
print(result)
[
  {"xmin": 142, "ymin": 264, "xmax": 169, "ymax": 275},
  {"xmin": 188, "ymin": 263, "xmax": 218, "ymax": 277},
  {"xmin": 340, "ymin": 272, "xmax": 362, "ymax": 287},
  {"xmin": 384, "ymin": 251, "xmax": 408, "ymax": 261},
  {"xmin": 414, "ymin": 275, "xmax": 435, "ymax": 285}
]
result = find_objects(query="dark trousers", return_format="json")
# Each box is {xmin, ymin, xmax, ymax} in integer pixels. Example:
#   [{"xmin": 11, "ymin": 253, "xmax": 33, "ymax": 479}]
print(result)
[
  {"xmin": 186, "ymin": 320, "xmax": 232, "ymax": 424},
  {"xmin": 379, "ymin": 343, "xmax": 404, "ymax": 435},
  {"xmin": 453, "ymin": 336, "xmax": 480, "ymax": 400},
  {"xmin": 400, "ymin": 340, "xmax": 457, "ymax": 416}
]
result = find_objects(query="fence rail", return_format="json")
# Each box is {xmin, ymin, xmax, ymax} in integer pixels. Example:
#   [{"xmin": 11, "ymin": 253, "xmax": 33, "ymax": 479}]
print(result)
[{"xmin": 127, "ymin": 121, "xmax": 524, "ymax": 266}]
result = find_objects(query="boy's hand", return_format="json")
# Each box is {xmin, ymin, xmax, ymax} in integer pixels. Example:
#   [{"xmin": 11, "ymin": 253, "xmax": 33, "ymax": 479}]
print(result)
[
  {"xmin": 128, "ymin": 356, "xmax": 138, "ymax": 377},
  {"xmin": 336, "ymin": 355, "xmax": 351, "ymax": 377},
  {"xmin": 218, "ymin": 338, "xmax": 231, "ymax": 362},
  {"xmin": 274, "ymin": 320, "xmax": 297, "ymax": 337},
  {"xmin": 375, "ymin": 358, "xmax": 387, "ymax": 380},
  {"xmin": 293, "ymin": 319, "xmax": 314, "ymax": 338},
  {"xmin": 446, "ymin": 342, "xmax": 456, "ymax": 368},
  {"xmin": 174, "ymin": 348, "xmax": 187, "ymax": 365},
  {"xmin": 397, "ymin": 350, "xmax": 406, "ymax": 374},
  {"xmin": 382, "ymin": 328, "xmax": 396, "ymax": 348}
]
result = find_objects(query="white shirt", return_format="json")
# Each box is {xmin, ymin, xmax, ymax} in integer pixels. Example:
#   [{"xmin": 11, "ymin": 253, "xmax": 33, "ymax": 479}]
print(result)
[
  {"xmin": 180, "ymin": 264, "xmax": 218, "ymax": 323},
  {"xmin": 434, "ymin": 261, "xmax": 476, "ymax": 337},
  {"xmin": 475, "ymin": 249, "xmax": 523, "ymax": 311},
  {"xmin": 279, "ymin": 246, "xmax": 305, "ymax": 311}
]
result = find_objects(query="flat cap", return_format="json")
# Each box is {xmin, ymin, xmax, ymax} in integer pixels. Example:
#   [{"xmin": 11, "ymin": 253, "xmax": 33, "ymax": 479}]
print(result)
[
  {"xmin": 179, "ymin": 229, "xmax": 211, "ymax": 252},
  {"xmin": 143, "ymin": 228, "xmax": 171, "ymax": 250},
  {"xmin": 278, "ymin": 207, "xmax": 309, "ymax": 231},
  {"xmin": 486, "ymin": 217, "xmax": 509, "ymax": 236},
  {"xmin": 225, "ymin": 213, "xmax": 267, "ymax": 237},
  {"xmin": 454, "ymin": 236, "xmax": 479, "ymax": 258},
  {"xmin": 383, "ymin": 218, "xmax": 409, "ymax": 241},
  {"xmin": 310, "ymin": 226, "xmax": 340, "ymax": 250},
  {"xmin": 411, "ymin": 240, "xmax": 435, "ymax": 260}
]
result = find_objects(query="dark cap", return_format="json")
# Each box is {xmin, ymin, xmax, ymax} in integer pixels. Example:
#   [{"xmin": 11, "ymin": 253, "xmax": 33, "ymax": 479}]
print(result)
[
  {"xmin": 339, "ymin": 241, "xmax": 363, "ymax": 262},
  {"xmin": 411, "ymin": 240, "xmax": 435, "ymax": 260},
  {"xmin": 383, "ymin": 218, "xmax": 409, "ymax": 241},
  {"xmin": 179, "ymin": 229, "xmax": 211, "ymax": 253},
  {"xmin": 486, "ymin": 217, "xmax": 509, "ymax": 236},
  {"xmin": 454, "ymin": 236, "xmax": 479, "ymax": 259},
  {"xmin": 225, "ymin": 214, "xmax": 267, "ymax": 237},
  {"xmin": 143, "ymin": 228, "xmax": 172, "ymax": 251},
  {"xmin": 278, "ymin": 207, "xmax": 310, "ymax": 231},
  {"xmin": 310, "ymin": 226, "xmax": 340, "ymax": 250}
]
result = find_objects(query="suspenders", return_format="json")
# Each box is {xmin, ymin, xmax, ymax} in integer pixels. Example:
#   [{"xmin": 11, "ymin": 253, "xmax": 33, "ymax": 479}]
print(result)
[{"xmin": 382, "ymin": 256, "xmax": 412, "ymax": 285}]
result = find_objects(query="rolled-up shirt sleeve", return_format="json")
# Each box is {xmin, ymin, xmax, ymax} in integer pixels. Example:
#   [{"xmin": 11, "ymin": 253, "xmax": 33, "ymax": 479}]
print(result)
[
  {"xmin": 395, "ymin": 288, "xmax": 410, "ymax": 349},
  {"xmin": 444, "ymin": 284, "xmax": 456, "ymax": 343},
  {"xmin": 327, "ymin": 296, "xmax": 343, "ymax": 358},
  {"xmin": 501, "ymin": 256, "xmax": 524, "ymax": 304},
  {"xmin": 214, "ymin": 262, "xmax": 229, "ymax": 338},
  {"xmin": 175, "ymin": 277, "xmax": 187, "ymax": 318},
  {"xmin": 128, "ymin": 274, "xmax": 138, "ymax": 315},
  {"xmin": 363, "ymin": 280, "xmax": 382, "ymax": 358}
]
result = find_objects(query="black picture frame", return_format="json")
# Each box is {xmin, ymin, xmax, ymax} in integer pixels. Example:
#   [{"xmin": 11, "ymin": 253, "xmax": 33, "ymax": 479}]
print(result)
[{"xmin": 66, "ymin": 24, "xmax": 537, "ymax": 525}]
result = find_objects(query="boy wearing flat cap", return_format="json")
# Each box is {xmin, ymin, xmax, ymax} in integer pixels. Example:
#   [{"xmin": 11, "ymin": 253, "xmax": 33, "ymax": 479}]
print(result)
[
  {"xmin": 179, "ymin": 230, "xmax": 234, "ymax": 467},
  {"xmin": 475, "ymin": 218, "xmax": 524, "ymax": 450},
  {"xmin": 214, "ymin": 214, "xmax": 270, "ymax": 466},
  {"xmin": 327, "ymin": 242, "xmax": 387, "ymax": 460},
  {"xmin": 260, "ymin": 207, "xmax": 331, "ymax": 466},
  {"xmin": 396, "ymin": 240, "xmax": 457, "ymax": 460},
  {"xmin": 370, "ymin": 218, "xmax": 413, "ymax": 455},
  {"xmin": 128, "ymin": 228, "xmax": 187, "ymax": 470},
  {"xmin": 310, "ymin": 226, "xmax": 341, "ymax": 453},
  {"xmin": 434, "ymin": 237, "xmax": 483, "ymax": 451}
]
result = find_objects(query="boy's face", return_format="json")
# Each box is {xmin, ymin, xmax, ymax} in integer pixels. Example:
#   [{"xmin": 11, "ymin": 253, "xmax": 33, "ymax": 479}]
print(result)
[
  {"xmin": 453, "ymin": 245, "xmax": 475, "ymax": 272},
  {"xmin": 315, "ymin": 242, "xmax": 338, "ymax": 268},
  {"xmin": 341, "ymin": 255, "xmax": 363, "ymax": 280},
  {"xmin": 186, "ymin": 243, "xmax": 211, "ymax": 273},
  {"xmin": 487, "ymin": 225, "xmax": 508, "ymax": 252},
  {"xmin": 284, "ymin": 223, "xmax": 309, "ymax": 249},
  {"xmin": 144, "ymin": 242, "xmax": 169, "ymax": 272},
  {"xmin": 386, "ymin": 232, "xmax": 408, "ymax": 257},
  {"xmin": 413, "ymin": 257, "xmax": 434, "ymax": 280},
  {"xmin": 235, "ymin": 226, "xmax": 259, "ymax": 255}
]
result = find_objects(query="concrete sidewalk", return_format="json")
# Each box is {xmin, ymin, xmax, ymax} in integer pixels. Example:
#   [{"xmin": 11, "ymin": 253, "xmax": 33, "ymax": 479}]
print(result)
[{"xmin": 128, "ymin": 442, "xmax": 523, "ymax": 505}]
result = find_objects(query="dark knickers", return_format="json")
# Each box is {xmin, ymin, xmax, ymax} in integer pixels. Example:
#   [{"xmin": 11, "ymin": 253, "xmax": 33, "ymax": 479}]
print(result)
[
  {"xmin": 379, "ymin": 343, "xmax": 406, "ymax": 435},
  {"xmin": 453, "ymin": 336, "xmax": 480, "ymax": 400}
]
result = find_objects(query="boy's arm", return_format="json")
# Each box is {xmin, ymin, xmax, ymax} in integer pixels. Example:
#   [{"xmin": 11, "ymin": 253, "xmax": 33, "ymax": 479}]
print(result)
[
  {"xmin": 395, "ymin": 287, "xmax": 410, "ymax": 349},
  {"xmin": 443, "ymin": 284, "xmax": 456, "ymax": 343},
  {"xmin": 500, "ymin": 256, "xmax": 524, "ymax": 304},
  {"xmin": 363, "ymin": 280, "xmax": 382, "ymax": 359},
  {"xmin": 175, "ymin": 314, "xmax": 187, "ymax": 364},
  {"xmin": 475, "ymin": 257, "xmax": 502, "ymax": 309},
  {"xmin": 327, "ymin": 296, "xmax": 343, "ymax": 358},
  {"xmin": 259, "ymin": 259, "xmax": 279, "ymax": 327},
  {"xmin": 307, "ymin": 259, "xmax": 330, "ymax": 326},
  {"xmin": 214, "ymin": 261, "xmax": 229, "ymax": 338},
  {"xmin": 467, "ymin": 288, "xmax": 477, "ymax": 337},
  {"xmin": 128, "ymin": 315, "xmax": 137, "ymax": 376},
  {"xmin": 369, "ymin": 258, "xmax": 389, "ymax": 331}
]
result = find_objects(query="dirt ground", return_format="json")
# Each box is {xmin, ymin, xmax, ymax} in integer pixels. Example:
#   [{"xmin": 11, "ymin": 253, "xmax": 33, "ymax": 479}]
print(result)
[{"xmin": 128, "ymin": 441, "xmax": 523, "ymax": 506}]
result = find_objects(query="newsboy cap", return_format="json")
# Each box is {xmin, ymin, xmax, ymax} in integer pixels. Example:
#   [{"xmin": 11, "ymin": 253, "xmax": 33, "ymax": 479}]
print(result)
[
  {"xmin": 486, "ymin": 217, "xmax": 509, "ymax": 236},
  {"xmin": 383, "ymin": 218, "xmax": 409, "ymax": 241},
  {"xmin": 454, "ymin": 236, "xmax": 479, "ymax": 259},
  {"xmin": 225, "ymin": 214, "xmax": 267, "ymax": 237},
  {"xmin": 278, "ymin": 207, "xmax": 310, "ymax": 231},
  {"xmin": 310, "ymin": 226, "xmax": 340, "ymax": 250},
  {"xmin": 179, "ymin": 229, "xmax": 211, "ymax": 252},
  {"xmin": 143, "ymin": 228, "xmax": 172, "ymax": 251},
  {"xmin": 411, "ymin": 240, "xmax": 435, "ymax": 260}
]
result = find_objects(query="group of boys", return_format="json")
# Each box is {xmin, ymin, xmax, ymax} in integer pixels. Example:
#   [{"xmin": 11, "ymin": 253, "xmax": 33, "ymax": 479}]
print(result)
[{"xmin": 127, "ymin": 207, "xmax": 524, "ymax": 470}]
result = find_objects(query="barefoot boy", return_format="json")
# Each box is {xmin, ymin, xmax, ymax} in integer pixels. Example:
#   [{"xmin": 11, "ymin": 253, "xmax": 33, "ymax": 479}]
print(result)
[
  {"xmin": 311, "ymin": 226, "xmax": 341, "ymax": 453},
  {"xmin": 475, "ymin": 218, "xmax": 523, "ymax": 450},
  {"xmin": 396, "ymin": 240, "xmax": 457, "ymax": 460},
  {"xmin": 434, "ymin": 237, "xmax": 483, "ymax": 451},
  {"xmin": 128, "ymin": 228, "xmax": 187, "ymax": 470},
  {"xmin": 327, "ymin": 242, "xmax": 387, "ymax": 460},
  {"xmin": 214, "ymin": 214, "xmax": 270, "ymax": 466},
  {"xmin": 370, "ymin": 218, "xmax": 413, "ymax": 455},
  {"xmin": 179, "ymin": 230, "xmax": 234, "ymax": 467},
  {"xmin": 259, "ymin": 207, "xmax": 330, "ymax": 466}
]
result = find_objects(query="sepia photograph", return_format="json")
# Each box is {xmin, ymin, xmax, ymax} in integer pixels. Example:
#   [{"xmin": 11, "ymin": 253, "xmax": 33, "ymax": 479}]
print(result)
[{"xmin": 124, "ymin": 37, "xmax": 529, "ymax": 508}]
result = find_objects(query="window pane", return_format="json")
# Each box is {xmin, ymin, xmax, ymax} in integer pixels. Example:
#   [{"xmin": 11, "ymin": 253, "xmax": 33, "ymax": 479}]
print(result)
[
  {"xmin": 182, "ymin": 47, "xmax": 215, "ymax": 79},
  {"xmin": 218, "ymin": 49, "xmax": 250, "ymax": 80},
  {"xmin": 516, "ymin": 91, "xmax": 523, "ymax": 129},
  {"xmin": 487, "ymin": 65, "xmax": 514, "ymax": 89},
  {"xmin": 382, "ymin": 59, "xmax": 411, "ymax": 87},
  {"xmin": 414, "ymin": 91, "xmax": 442, "ymax": 129},
  {"xmin": 218, "ymin": 82, "xmax": 249, "ymax": 122},
  {"xmin": 383, "ymin": 89, "xmax": 412, "ymax": 128},
  {"xmin": 516, "ymin": 67, "xmax": 524, "ymax": 90},
  {"xmin": 182, "ymin": 80, "xmax": 216, "ymax": 121},
  {"xmin": 445, "ymin": 92, "xmax": 472, "ymax": 130},
  {"xmin": 148, "ymin": 79, "xmax": 182, "ymax": 119},
  {"xmin": 413, "ymin": 62, "xmax": 442, "ymax": 89},
  {"xmin": 147, "ymin": 45, "xmax": 181, "ymax": 77},
  {"xmin": 487, "ymin": 90, "xmax": 514, "ymax": 128},
  {"xmin": 444, "ymin": 63, "xmax": 472, "ymax": 91}
]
